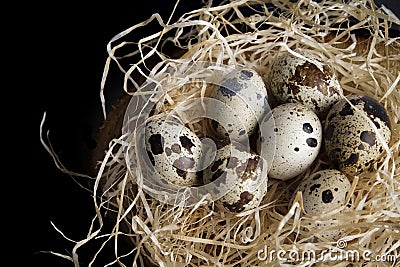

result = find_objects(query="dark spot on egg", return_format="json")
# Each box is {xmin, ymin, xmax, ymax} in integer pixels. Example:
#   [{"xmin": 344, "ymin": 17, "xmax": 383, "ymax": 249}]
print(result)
[
  {"xmin": 219, "ymin": 77, "xmax": 243, "ymax": 97},
  {"xmin": 303, "ymin": 123, "xmax": 313, "ymax": 133},
  {"xmin": 322, "ymin": 189, "xmax": 334, "ymax": 203},
  {"xmin": 223, "ymin": 191, "xmax": 254, "ymax": 213},
  {"xmin": 180, "ymin": 135, "xmax": 195, "ymax": 154},
  {"xmin": 309, "ymin": 184, "xmax": 321, "ymax": 195},
  {"xmin": 240, "ymin": 191, "xmax": 254, "ymax": 203},
  {"xmin": 312, "ymin": 173, "xmax": 321, "ymax": 180},
  {"xmin": 165, "ymin": 147, "xmax": 172, "ymax": 156},
  {"xmin": 339, "ymin": 102, "xmax": 354, "ymax": 116},
  {"xmin": 360, "ymin": 131, "xmax": 376, "ymax": 146},
  {"xmin": 147, "ymin": 150, "xmax": 155, "ymax": 166},
  {"xmin": 274, "ymin": 128, "xmax": 278, "ymax": 132},
  {"xmin": 339, "ymin": 97, "xmax": 362, "ymax": 116},
  {"xmin": 211, "ymin": 158, "xmax": 225, "ymax": 172},
  {"xmin": 211, "ymin": 169, "xmax": 226, "ymax": 183},
  {"xmin": 294, "ymin": 147, "xmax": 299, "ymax": 152},
  {"xmin": 239, "ymin": 129, "xmax": 246, "ymax": 136},
  {"xmin": 343, "ymin": 153, "xmax": 359, "ymax": 166},
  {"xmin": 372, "ymin": 120, "xmax": 381, "ymax": 129},
  {"xmin": 173, "ymin": 156, "xmax": 195, "ymax": 170},
  {"xmin": 358, "ymin": 144, "xmax": 365, "ymax": 151},
  {"xmin": 149, "ymin": 134, "xmax": 164, "ymax": 155},
  {"xmin": 361, "ymin": 96, "xmax": 391, "ymax": 130},
  {"xmin": 176, "ymin": 168, "xmax": 187, "ymax": 178},
  {"xmin": 306, "ymin": 138, "xmax": 318, "ymax": 147},
  {"xmin": 171, "ymin": 143, "xmax": 182, "ymax": 154},
  {"xmin": 240, "ymin": 157, "xmax": 259, "ymax": 181},
  {"xmin": 291, "ymin": 61, "xmax": 331, "ymax": 96},
  {"xmin": 324, "ymin": 124, "xmax": 334, "ymax": 140},
  {"xmin": 287, "ymin": 82, "xmax": 301, "ymax": 96},
  {"xmin": 240, "ymin": 69, "xmax": 253, "ymax": 79},
  {"xmin": 256, "ymin": 93, "xmax": 262, "ymax": 100}
]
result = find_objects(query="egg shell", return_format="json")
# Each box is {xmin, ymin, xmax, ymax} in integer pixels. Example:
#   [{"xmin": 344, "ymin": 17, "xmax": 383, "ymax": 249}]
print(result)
[
  {"xmin": 268, "ymin": 50, "xmax": 343, "ymax": 117},
  {"xmin": 324, "ymin": 95, "xmax": 392, "ymax": 176},
  {"xmin": 145, "ymin": 118, "xmax": 203, "ymax": 186},
  {"xmin": 293, "ymin": 169, "xmax": 352, "ymax": 240},
  {"xmin": 209, "ymin": 68, "xmax": 268, "ymax": 142},
  {"xmin": 260, "ymin": 102, "xmax": 322, "ymax": 180},
  {"xmin": 203, "ymin": 141, "xmax": 268, "ymax": 213},
  {"xmin": 295, "ymin": 169, "xmax": 351, "ymax": 215}
]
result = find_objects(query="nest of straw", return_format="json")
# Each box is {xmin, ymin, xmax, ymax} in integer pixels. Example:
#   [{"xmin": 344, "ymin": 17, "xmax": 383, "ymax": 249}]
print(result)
[{"xmin": 44, "ymin": 0, "xmax": 400, "ymax": 266}]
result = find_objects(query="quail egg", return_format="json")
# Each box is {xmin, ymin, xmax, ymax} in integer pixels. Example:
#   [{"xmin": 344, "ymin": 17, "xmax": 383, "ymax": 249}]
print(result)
[
  {"xmin": 209, "ymin": 68, "xmax": 268, "ymax": 142},
  {"xmin": 145, "ymin": 118, "xmax": 203, "ymax": 186},
  {"xmin": 259, "ymin": 102, "xmax": 322, "ymax": 180},
  {"xmin": 203, "ymin": 141, "xmax": 268, "ymax": 213},
  {"xmin": 267, "ymin": 50, "xmax": 343, "ymax": 117},
  {"xmin": 324, "ymin": 95, "xmax": 392, "ymax": 176},
  {"xmin": 293, "ymin": 169, "xmax": 352, "ymax": 240}
]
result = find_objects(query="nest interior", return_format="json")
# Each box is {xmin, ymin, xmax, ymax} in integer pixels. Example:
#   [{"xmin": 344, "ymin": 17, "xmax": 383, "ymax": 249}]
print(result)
[{"xmin": 45, "ymin": 0, "xmax": 400, "ymax": 266}]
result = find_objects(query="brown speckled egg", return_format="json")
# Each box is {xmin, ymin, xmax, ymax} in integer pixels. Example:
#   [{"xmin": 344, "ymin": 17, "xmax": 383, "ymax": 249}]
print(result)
[
  {"xmin": 324, "ymin": 95, "xmax": 392, "ymax": 176},
  {"xmin": 259, "ymin": 102, "xmax": 322, "ymax": 180},
  {"xmin": 209, "ymin": 68, "xmax": 268, "ymax": 142},
  {"xmin": 145, "ymin": 118, "xmax": 203, "ymax": 186},
  {"xmin": 294, "ymin": 169, "xmax": 352, "ymax": 240},
  {"xmin": 203, "ymin": 142, "xmax": 268, "ymax": 213},
  {"xmin": 267, "ymin": 50, "xmax": 343, "ymax": 117}
]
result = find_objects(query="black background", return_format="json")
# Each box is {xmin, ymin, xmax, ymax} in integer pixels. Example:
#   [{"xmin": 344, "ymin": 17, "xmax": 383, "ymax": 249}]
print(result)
[
  {"xmin": 15, "ymin": 0, "xmax": 398, "ymax": 266},
  {"xmin": 22, "ymin": 1, "xmax": 204, "ymax": 266}
]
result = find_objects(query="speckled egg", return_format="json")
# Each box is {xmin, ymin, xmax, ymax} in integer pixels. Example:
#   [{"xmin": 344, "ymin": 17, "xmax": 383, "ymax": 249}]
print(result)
[
  {"xmin": 203, "ymin": 141, "xmax": 268, "ymax": 213},
  {"xmin": 324, "ymin": 95, "xmax": 392, "ymax": 176},
  {"xmin": 259, "ymin": 102, "xmax": 322, "ymax": 180},
  {"xmin": 209, "ymin": 68, "xmax": 268, "ymax": 142},
  {"xmin": 145, "ymin": 118, "xmax": 203, "ymax": 187},
  {"xmin": 293, "ymin": 169, "xmax": 352, "ymax": 240},
  {"xmin": 267, "ymin": 50, "xmax": 343, "ymax": 117}
]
